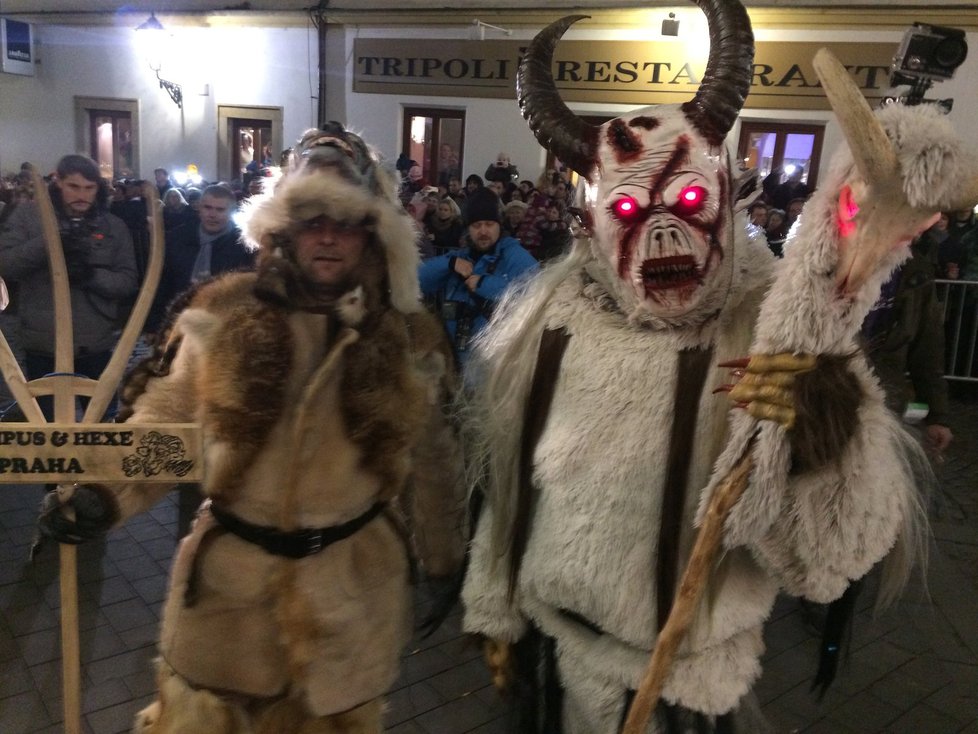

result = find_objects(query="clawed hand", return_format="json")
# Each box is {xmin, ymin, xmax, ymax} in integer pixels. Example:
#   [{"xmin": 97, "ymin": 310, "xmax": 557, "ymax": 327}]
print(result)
[{"xmin": 715, "ymin": 353, "xmax": 818, "ymax": 429}]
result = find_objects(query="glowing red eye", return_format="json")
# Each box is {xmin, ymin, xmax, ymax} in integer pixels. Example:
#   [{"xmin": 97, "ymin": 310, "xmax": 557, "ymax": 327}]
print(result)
[
  {"xmin": 613, "ymin": 196, "xmax": 641, "ymax": 220},
  {"xmin": 677, "ymin": 185, "xmax": 706, "ymax": 211}
]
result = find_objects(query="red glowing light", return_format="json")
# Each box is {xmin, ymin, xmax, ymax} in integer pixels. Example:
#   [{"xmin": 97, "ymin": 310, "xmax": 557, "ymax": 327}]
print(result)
[
  {"xmin": 837, "ymin": 184, "xmax": 859, "ymax": 238},
  {"xmin": 677, "ymin": 185, "xmax": 706, "ymax": 211},
  {"xmin": 613, "ymin": 196, "xmax": 641, "ymax": 220}
]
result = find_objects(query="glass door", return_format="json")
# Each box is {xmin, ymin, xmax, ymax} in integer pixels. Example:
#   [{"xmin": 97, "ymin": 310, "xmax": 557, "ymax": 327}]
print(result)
[
  {"xmin": 401, "ymin": 107, "xmax": 465, "ymax": 188},
  {"xmin": 88, "ymin": 110, "xmax": 134, "ymax": 180}
]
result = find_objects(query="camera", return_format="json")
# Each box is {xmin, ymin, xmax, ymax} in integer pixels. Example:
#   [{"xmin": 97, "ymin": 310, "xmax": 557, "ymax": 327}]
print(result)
[{"xmin": 891, "ymin": 23, "xmax": 968, "ymax": 84}]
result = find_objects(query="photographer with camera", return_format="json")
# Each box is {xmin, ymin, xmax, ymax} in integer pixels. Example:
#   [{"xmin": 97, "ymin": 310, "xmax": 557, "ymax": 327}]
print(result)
[
  {"xmin": 419, "ymin": 187, "xmax": 537, "ymax": 370},
  {"xmin": 484, "ymin": 152, "xmax": 520, "ymax": 184},
  {"xmin": 0, "ymin": 154, "xmax": 137, "ymax": 419}
]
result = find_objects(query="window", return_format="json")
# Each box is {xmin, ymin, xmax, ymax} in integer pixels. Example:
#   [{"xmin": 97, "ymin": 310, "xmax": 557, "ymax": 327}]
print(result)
[
  {"xmin": 74, "ymin": 97, "xmax": 139, "ymax": 180},
  {"xmin": 401, "ymin": 107, "xmax": 465, "ymax": 188},
  {"xmin": 737, "ymin": 122, "xmax": 825, "ymax": 193}
]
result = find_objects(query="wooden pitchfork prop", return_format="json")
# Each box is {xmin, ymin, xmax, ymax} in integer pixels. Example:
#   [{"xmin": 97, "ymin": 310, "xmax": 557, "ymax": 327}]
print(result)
[{"xmin": 0, "ymin": 170, "xmax": 201, "ymax": 734}]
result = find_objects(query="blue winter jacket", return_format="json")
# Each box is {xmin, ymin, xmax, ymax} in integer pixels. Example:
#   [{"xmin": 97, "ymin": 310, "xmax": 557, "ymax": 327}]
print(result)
[{"xmin": 418, "ymin": 235, "xmax": 538, "ymax": 365}]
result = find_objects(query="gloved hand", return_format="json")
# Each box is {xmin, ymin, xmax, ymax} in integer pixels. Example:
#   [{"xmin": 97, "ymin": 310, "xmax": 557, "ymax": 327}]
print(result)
[
  {"xmin": 61, "ymin": 234, "xmax": 94, "ymax": 284},
  {"xmin": 37, "ymin": 484, "xmax": 119, "ymax": 545}
]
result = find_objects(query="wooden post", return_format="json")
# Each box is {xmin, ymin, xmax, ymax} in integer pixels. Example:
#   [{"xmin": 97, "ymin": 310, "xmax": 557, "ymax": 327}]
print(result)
[{"xmin": 0, "ymin": 172, "xmax": 198, "ymax": 734}]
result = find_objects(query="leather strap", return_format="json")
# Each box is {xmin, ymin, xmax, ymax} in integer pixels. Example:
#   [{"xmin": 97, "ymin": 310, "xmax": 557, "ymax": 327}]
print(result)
[{"xmin": 209, "ymin": 501, "xmax": 385, "ymax": 559}]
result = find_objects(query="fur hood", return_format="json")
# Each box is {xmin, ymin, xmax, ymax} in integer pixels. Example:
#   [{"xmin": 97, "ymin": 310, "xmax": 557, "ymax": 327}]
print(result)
[
  {"xmin": 875, "ymin": 102, "xmax": 973, "ymax": 210},
  {"xmin": 241, "ymin": 167, "xmax": 422, "ymax": 314}
]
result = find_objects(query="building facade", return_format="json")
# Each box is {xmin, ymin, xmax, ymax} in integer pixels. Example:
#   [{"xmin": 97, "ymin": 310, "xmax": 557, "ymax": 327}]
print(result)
[{"xmin": 1, "ymin": 7, "xmax": 976, "ymax": 189}]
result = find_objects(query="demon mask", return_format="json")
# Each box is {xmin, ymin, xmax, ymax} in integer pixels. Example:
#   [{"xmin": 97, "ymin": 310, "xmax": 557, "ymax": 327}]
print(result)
[{"xmin": 518, "ymin": 2, "xmax": 754, "ymax": 326}]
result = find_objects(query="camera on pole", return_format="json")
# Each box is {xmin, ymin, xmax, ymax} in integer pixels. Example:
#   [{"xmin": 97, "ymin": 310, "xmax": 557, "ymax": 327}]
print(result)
[{"xmin": 883, "ymin": 23, "xmax": 968, "ymax": 110}]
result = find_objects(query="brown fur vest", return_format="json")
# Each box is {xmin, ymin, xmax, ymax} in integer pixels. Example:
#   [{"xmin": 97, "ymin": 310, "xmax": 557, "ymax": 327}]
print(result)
[{"xmin": 123, "ymin": 271, "xmax": 430, "ymax": 501}]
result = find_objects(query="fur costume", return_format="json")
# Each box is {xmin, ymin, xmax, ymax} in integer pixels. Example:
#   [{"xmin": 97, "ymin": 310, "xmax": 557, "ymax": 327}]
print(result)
[
  {"xmin": 104, "ymin": 124, "xmax": 465, "ymax": 732},
  {"xmin": 461, "ymin": 4, "xmax": 977, "ymax": 732}
]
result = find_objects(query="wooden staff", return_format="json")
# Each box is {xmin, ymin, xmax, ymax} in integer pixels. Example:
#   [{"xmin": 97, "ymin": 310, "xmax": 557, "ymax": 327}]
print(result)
[
  {"xmin": 0, "ymin": 170, "xmax": 164, "ymax": 734},
  {"xmin": 622, "ymin": 441, "xmax": 754, "ymax": 734}
]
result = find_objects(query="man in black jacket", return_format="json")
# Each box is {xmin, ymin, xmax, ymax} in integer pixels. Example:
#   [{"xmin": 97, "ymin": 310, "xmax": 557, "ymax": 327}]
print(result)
[
  {"xmin": 862, "ymin": 235, "xmax": 953, "ymax": 461},
  {"xmin": 0, "ymin": 154, "xmax": 137, "ymax": 419},
  {"xmin": 146, "ymin": 184, "xmax": 255, "ymax": 336}
]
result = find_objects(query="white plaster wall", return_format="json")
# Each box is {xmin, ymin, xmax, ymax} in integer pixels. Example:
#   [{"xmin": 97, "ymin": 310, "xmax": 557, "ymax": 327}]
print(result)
[
  {"xmin": 2, "ymin": 19, "xmax": 976, "ymax": 190},
  {"xmin": 0, "ymin": 23, "xmax": 319, "ymax": 179}
]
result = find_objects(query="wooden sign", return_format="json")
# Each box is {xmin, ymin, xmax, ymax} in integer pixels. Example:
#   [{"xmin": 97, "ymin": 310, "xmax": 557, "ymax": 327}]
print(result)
[
  {"xmin": 0, "ymin": 423, "xmax": 203, "ymax": 482},
  {"xmin": 0, "ymin": 173, "xmax": 176, "ymax": 734}
]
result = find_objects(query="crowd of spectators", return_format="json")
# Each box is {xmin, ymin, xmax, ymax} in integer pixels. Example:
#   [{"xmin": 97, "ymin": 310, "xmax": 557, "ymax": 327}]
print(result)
[
  {"xmin": 397, "ymin": 152, "xmax": 578, "ymax": 264},
  {"xmin": 0, "ymin": 158, "xmax": 267, "ymax": 404},
  {"xmin": 393, "ymin": 151, "xmax": 583, "ymax": 371}
]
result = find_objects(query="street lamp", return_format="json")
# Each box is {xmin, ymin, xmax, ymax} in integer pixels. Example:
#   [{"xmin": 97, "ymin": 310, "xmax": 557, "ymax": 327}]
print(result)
[{"xmin": 135, "ymin": 12, "xmax": 183, "ymax": 109}]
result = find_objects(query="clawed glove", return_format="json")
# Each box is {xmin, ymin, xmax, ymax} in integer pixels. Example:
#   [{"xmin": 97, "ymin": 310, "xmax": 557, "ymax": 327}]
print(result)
[{"xmin": 37, "ymin": 484, "xmax": 119, "ymax": 544}]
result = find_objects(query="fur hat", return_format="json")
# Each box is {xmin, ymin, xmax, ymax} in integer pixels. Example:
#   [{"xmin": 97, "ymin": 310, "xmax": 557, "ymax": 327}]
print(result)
[
  {"xmin": 242, "ymin": 164, "xmax": 421, "ymax": 314},
  {"xmin": 465, "ymin": 187, "xmax": 503, "ymax": 226}
]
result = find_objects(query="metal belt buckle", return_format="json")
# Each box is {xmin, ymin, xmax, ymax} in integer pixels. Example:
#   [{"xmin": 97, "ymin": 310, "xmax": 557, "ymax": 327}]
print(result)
[{"xmin": 306, "ymin": 530, "xmax": 324, "ymax": 555}]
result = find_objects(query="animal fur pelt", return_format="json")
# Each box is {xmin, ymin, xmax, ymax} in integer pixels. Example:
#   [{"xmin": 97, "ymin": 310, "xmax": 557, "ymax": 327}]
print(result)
[
  {"xmin": 165, "ymin": 271, "xmax": 427, "ymax": 501},
  {"xmin": 133, "ymin": 659, "xmax": 384, "ymax": 733},
  {"xmin": 789, "ymin": 353, "xmax": 864, "ymax": 473}
]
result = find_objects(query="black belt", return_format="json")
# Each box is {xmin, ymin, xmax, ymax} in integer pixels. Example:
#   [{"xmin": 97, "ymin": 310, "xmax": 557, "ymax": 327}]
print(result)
[{"xmin": 209, "ymin": 501, "xmax": 386, "ymax": 559}]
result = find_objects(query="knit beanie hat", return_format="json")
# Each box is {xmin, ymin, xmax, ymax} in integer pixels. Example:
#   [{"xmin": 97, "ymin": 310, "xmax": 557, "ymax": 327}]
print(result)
[{"xmin": 465, "ymin": 187, "xmax": 503, "ymax": 226}]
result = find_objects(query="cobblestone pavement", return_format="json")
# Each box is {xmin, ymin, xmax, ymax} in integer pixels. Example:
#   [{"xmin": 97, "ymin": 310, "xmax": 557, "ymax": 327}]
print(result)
[{"xmin": 1, "ymin": 399, "xmax": 976, "ymax": 733}]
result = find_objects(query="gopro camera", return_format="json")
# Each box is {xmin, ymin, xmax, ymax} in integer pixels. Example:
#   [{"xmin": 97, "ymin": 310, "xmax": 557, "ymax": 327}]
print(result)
[{"xmin": 891, "ymin": 23, "xmax": 968, "ymax": 84}]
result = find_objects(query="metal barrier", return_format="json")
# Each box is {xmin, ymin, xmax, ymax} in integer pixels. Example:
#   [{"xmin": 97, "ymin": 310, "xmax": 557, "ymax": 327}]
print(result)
[{"xmin": 936, "ymin": 278, "xmax": 978, "ymax": 382}]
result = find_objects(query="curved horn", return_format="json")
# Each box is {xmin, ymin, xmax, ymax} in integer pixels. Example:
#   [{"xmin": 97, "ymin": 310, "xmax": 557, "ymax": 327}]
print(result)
[
  {"xmin": 517, "ymin": 15, "xmax": 600, "ymax": 180},
  {"xmin": 812, "ymin": 48, "xmax": 898, "ymax": 186},
  {"xmin": 681, "ymin": 0, "xmax": 755, "ymax": 147}
]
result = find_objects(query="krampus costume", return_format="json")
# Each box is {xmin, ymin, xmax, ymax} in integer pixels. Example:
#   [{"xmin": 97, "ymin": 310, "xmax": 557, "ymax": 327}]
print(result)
[
  {"xmin": 37, "ymin": 123, "xmax": 466, "ymax": 733},
  {"xmin": 460, "ymin": 3, "xmax": 978, "ymax": 733}
]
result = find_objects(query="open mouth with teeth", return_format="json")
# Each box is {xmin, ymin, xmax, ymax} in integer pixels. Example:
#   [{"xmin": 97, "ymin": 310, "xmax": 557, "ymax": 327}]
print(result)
[{"xmin": 640, "ymin": 254, "xmax": 703, "ymax": 293}]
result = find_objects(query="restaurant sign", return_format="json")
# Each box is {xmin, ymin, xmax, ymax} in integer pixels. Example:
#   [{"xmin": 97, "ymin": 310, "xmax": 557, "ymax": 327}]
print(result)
[{"xmin": 354, "ymin": 39, "xmax": 895, "ymax": 111}]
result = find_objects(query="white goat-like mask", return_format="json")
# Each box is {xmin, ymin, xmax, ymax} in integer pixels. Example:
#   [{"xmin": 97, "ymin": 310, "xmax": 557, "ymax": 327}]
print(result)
[
  {"xmin": 517, "ymin": 4, "xmax": 753, "ymax": 322},
  {"xmin": 589, "ymin": 108, "xmax": 730, "ymax": 318}
]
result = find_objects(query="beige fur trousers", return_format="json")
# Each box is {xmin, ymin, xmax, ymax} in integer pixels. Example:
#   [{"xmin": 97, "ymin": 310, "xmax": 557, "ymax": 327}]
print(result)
[{"xmin": 132, "ymin": 660, "xmax": 383, "ymax": 734}]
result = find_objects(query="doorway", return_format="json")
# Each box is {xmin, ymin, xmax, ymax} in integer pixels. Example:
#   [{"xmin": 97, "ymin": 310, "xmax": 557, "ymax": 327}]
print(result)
[
  {"xmin": 217, "ymin": 105, "xmax": 284, "ymax": 184},
  {"xmin": 74, "ymin": 97, "xmax": 139, "ymax": 181},
  {"xmin": 401, "ymin": 107, "xmax": 465, "ymax": 188},
  {"xmin": 232, "ymin": 119, "xmax": 272, "ymax": 177},
  {"xmin": 88, "ymin": 110, "xmax": 135, "ymax": 180}
]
